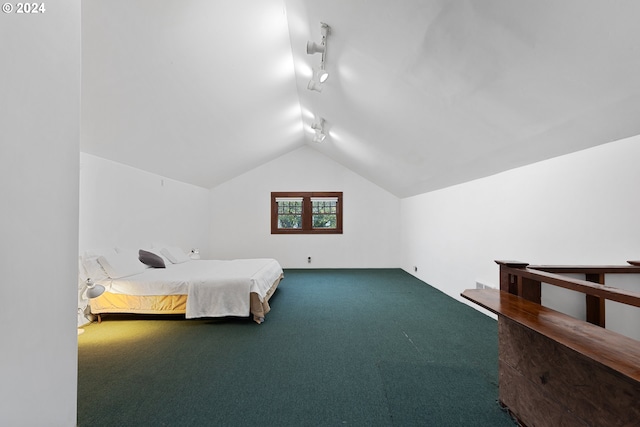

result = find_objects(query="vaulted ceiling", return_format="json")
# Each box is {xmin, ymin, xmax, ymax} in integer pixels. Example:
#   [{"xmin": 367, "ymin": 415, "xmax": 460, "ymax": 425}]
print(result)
[{"xmin": 81, "ymin": 0, "xmax": 640, "ymax": 198}]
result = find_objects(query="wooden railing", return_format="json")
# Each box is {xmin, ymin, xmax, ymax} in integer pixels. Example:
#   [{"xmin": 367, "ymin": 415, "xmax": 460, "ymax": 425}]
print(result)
[
  {"xmin": 496, "ymin": 260, "xmax": 640, "ymax": 327},
  {"xmin": 462, "ymin": 260, "xmax": 640, "ymax": 427}
]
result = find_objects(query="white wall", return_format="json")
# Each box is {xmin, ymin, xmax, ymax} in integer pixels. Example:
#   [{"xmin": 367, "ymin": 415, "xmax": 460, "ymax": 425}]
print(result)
[
  {"xmin": 208, "ymin": 146, "xmax": 401, "ymax": 268},
  {"xmin": 400, "ymin": 135, "xmax": 640, "ymax": 339},
  {"xmin": 79, "ymin": 153, "xmax": 211, "ymax": 257},
  {"xmin": 0, "ymin": 1, "xmax": 80, "ymax": 425}
]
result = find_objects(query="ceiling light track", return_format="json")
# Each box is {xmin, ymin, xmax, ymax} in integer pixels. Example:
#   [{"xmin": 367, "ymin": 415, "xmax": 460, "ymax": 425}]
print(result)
[
  {"xmin": 307, "ymin": 22, "xmax": 330, "ymax": 92},
  {"xmin": 307, "ymin": 23, "xmax": 331, "ymax": 143}
]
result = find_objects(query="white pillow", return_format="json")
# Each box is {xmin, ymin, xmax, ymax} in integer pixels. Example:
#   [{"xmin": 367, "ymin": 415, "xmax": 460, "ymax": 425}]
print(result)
[
  {"xmin": 150, "ymin": 243, "xmax": 173, "ymax": 264},
  {"xmin": 81, "ymin": 248, "xmax": 118, "ymax": 282},
  {"xmin": 160, "ymin": 246, "xmax": 191, "ymax": 264},
  {"xmin": 80, "ymin": 257, "xmax": 109, "ymax": 282},
  {"xmin": 97, "ymin": 252, "xmax": 146, "ymax": 279}
]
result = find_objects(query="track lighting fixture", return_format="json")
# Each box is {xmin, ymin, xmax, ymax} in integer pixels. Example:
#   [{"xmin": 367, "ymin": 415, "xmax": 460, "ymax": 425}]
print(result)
[
  {"xmin": 306, "ymin": 22, "xmax": 330, "ymax": 92},
  {"xmin": 306, "ymin": 41, "xmax": 325, "ymax": 55},
  {"xmin": 307, "ymin": 78, "xmax": 323, "ymax": 92},
  {"xmin": 311, "ymin": 118, "xmax": 326, "ymax": 143},
  {"xmin": 316, "ymin": 68, "xmax": 329, "ymax": 83},
  {"xmin": 307, "ymin": 67, "xmax": 328, "ymax": 92},
  {"xmin": 306, "ymin": 22, "xmax": 329, "ymax": 55}
]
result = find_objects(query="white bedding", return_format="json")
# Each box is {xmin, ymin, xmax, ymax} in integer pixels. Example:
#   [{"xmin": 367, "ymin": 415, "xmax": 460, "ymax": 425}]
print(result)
[{"xmin": 99, "ymin": 258, "xmax": 283, "ymax": 319}]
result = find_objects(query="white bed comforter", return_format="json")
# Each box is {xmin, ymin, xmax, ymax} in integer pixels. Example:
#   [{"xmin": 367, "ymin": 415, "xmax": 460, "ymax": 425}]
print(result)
[{"xmin": 102, "ymin": 259, "xmax": 283, "ymax": 319}]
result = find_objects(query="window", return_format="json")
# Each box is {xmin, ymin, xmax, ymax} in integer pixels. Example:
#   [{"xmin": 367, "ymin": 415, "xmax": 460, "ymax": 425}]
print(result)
[{"xmin": 271, "ymin": 192, "xmax": 343, "ymax": 234}]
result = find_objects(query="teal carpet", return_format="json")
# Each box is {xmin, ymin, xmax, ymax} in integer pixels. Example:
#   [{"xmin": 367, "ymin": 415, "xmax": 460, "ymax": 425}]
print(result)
[{"xmin": 78, "ymin": 269, "xmax": 515, "ymax": 426}]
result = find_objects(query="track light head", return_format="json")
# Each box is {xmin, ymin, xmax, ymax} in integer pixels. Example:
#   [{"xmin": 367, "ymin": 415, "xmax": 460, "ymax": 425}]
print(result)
[
  {"xmin": 311, "ymin": 118, "xmax": 327, "ymax": 143},
  {"xmin": 313, "ymin": 133, "xmax": 326, "ymax": 143},
  {"xmin": 307, "ymin": 79, "xmax": 323, "ymax": 92},
  {"xmin": 307, "ymin": 68, "xmax": 329, "ymax": 92},
  {"xmin": 317, "ymin": 69, "xmax": 329, "ymax": 83},
  {"xmin": 306, "ymin": 41, "xmax": 325, "ymax": 55},
  {"xmin": 311, "ymin": 119, "xmax": 324, "ymax": 132}
]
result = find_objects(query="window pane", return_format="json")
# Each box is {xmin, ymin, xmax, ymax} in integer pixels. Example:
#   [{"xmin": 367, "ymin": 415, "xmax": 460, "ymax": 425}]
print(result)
[
  {"xmin": 278, "ymin": 214, "xmax": 302, "ymax": 229},
  {"xmin": 277, "ymin": 199, "xmax": 302, "ymax": 229},
  {"xmin": 312, "ymin": 214, "xmax": 336, "ymax": 229},
  {"xmin": 312, "ymin": 198, "xmax": 337, "ymax": 229}
]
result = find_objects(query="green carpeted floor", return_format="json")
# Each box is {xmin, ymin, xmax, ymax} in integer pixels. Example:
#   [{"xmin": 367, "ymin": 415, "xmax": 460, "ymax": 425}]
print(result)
[{"xmin": 78, "ymin": 269, "xmax": 516, "ymax": 426}]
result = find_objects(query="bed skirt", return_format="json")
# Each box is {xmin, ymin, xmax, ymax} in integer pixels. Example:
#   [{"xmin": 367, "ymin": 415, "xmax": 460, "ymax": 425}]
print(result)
[{"xmin": 90, "ymin": 274, "xmax": 283, "ymax": 324}]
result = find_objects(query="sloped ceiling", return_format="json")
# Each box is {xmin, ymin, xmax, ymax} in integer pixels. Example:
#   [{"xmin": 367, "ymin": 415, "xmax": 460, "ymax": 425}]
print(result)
[{"xmin": 81, "ymin": 0, "xmax": 640, "ymax": 198}]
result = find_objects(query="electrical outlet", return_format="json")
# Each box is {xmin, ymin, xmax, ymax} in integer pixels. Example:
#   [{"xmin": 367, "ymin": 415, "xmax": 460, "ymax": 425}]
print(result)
[
  {"xmin": 307, "ymin": 256, "xmax": 311, "ymax": 263},
  {"xmin": 413, "ymin": 266, "xmax": 418, "ymax": 272}
]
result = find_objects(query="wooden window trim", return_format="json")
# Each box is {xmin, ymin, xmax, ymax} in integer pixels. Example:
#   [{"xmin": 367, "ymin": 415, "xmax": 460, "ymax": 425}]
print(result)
[{"xmin": 271, "ymin": 192, "xmax": 343, "ymax": 234}]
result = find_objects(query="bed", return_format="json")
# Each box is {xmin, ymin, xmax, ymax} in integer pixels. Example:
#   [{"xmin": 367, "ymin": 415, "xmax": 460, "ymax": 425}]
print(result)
[{"xmin": 81, "ymin": 247, "xmax": 284, "ymax": 324}]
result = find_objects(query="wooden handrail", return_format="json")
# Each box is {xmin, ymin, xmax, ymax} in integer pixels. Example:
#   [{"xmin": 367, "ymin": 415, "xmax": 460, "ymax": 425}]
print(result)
[
  {"xmin": 461, "ymin": 289, "xmax": 640, "ymax": 382},
  {"xmin": 495, "ymin": 260, "xmax": 640, "ymax": 327},
  {"xmin": 461, "ymin": 288, "xmax": 640, "ymax": 426},
  {"xmin": 518, "ymin": 267, "xmax": 640, "ymax": 307},
  {"xmin": 530, "ymin": 264, "xmax": 640, "ymax": 274}
]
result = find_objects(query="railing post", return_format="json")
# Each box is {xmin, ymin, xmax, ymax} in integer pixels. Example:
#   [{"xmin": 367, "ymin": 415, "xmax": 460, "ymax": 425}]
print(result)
[
  {"xmin": 585, "ymin": 273, "xmax": 606, "ymax": 327},
  {"xmin": 519, "ymin": 276, "xmax": 542, "ymax": 305},
  {"xmin": 496, "ymin": 260, "xmax": 523, "ymax": 294},
  {"xmin": 495, "ymin": 261, "xmax": 541, "ymax": 304}
]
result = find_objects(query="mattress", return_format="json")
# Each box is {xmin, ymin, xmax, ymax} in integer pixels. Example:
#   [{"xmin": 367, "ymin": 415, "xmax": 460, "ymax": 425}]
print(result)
[{"xmin": 90, "ymin": 258, "xmax": 283, "ymax": 323}]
